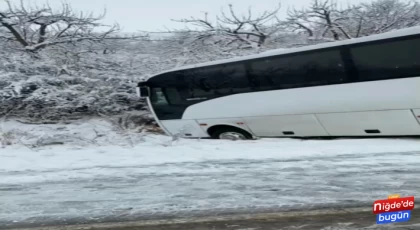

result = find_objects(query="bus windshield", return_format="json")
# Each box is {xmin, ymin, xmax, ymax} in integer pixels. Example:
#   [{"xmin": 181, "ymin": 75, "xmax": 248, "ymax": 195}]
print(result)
[
  {"xmin": 150, "ymin": 87, "xmax": 169, "ymax": 106},
  {"xmin": 149, "ymin": 86, "xmax": 200, "ymax": 120}
]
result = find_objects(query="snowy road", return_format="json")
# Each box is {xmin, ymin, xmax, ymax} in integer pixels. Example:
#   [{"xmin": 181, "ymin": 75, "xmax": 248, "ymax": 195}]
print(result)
[{"xmin": 1, "ymin": 127, "xmax": 420, "ymax": 228}]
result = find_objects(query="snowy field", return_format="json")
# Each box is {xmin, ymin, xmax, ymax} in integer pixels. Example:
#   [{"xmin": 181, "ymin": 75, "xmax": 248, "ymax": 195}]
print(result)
[{"xmin": 1, "ymin": 118, "xmax": 420, "ymax": 228}]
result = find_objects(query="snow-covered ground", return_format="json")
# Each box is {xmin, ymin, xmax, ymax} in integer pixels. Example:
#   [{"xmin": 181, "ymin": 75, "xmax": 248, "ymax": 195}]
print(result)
[{"xmin": 1, "ymin": 118, "xmax": 420, "ymax": 228}]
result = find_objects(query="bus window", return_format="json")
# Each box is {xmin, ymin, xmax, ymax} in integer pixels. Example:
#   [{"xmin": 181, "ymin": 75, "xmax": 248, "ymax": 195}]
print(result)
[
  {"xmin": 247, "ymin": 59, "xmax": 280, "ymax": 91},
  {"xmin": 164, "ymin": 88, "xmax": 180, "ymax": 104},
  {"xmin": 186, "ymin": 63, "xmax": 251, "ymax": 96},
  {"xmin": 220, "ymin": 63, "xmax": 250, "ymax": 94},
  {"xmin": 150, "ymin": 87, "xmax": 169, "ymax": 105},
  {"xmin": 249, "ymin": 49, "xmax": 346, "ymax": 90},
  {"xmin": 350, "ymin": 37, "xmax": 420, "ymax": 81},
  {"xmin": 183, "ymin": 67, "xmax": 233, "ymax": 98},
  {"xmin": 185, "ymin": 72, "xmax": 218, "ymax": 99}
]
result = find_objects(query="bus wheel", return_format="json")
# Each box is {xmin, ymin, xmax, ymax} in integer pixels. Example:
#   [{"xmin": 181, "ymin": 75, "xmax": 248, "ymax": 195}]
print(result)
[{"xmin": 210, "ymin": 127, "xmax": 252, "ymax": 140}]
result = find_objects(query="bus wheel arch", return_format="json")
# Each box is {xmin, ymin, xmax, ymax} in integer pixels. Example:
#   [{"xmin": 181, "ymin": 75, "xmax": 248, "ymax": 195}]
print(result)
[{"xmin": 207, "ymin": 125, "xmax": 253, "ymax": 140}]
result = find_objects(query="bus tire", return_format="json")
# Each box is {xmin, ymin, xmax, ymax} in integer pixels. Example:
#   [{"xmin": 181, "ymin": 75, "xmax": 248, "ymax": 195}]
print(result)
[{"xmin": 209, "ymin": 126, "xmax": 253, "ymax": 140}]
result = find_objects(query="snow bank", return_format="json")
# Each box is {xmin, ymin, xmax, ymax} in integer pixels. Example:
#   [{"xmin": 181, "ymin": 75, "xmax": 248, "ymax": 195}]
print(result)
[
  {"xmin": 4, "ymin": 136, "xmax": 420, "ymax": 172},
  {"xmin": 1, "ymin": 118, "xmax": 420, "ymax": 184},
  {"xmin": 1, "ymin": 119, "xmax": 420, "ymax": 226}
]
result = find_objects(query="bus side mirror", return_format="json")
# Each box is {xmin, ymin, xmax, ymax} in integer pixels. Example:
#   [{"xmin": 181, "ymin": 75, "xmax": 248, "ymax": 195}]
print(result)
[{"xmin": 136, "ymin": 86, "xmax": 150, "ymax": 98}]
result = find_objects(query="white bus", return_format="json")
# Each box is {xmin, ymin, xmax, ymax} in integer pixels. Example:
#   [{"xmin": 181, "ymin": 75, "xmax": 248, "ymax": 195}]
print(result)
[{"xmin": 137, "ymin": 26, "xmax": 420, "ymax": 140}]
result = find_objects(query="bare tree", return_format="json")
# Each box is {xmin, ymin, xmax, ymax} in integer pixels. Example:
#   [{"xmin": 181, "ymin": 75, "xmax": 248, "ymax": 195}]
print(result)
[
  {"xmin": 281, "ymin": 8, "xmax": 315, "ymax": 38},
  {"xmin": 171, "ymin": 3, "xmax": 282, "ymax": 50},
  {"xmin": 345, "ymin": 0, "xmax": 420, "ymax": 37},
  {"xmin": 281, "ymin": 0, "xmax": 420, "ymax": 41},
  {"xmin": 0, "ymin": 0, "xmax": 131, "ymax": 53},
  {"xmin": 283, "ymin": 0, "xmax": 352, "ymax": 41}
]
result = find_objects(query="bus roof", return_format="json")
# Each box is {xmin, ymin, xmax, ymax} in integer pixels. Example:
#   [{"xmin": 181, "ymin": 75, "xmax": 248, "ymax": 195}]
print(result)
[{"xmin": 146, "ymin": 26, "xmax": 420, "ymax": 79}]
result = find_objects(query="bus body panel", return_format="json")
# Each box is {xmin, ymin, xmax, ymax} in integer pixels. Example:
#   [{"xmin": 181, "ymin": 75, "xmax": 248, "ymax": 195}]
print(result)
[
  {"xmin": 159, "ymin": 119, "xmax": 209, "ymax": 137},
  {"xmin": 158, "ymin": 109, "xmax": 420, "ymax": 138},
  {"xmin": 412, "ymin": 109, "xmax": 420, "ymax": 124},
  {"xmin": 244, "ymin": 114, "xmax": 330, "ymax": 137},
  {"xmin": 196, "ymin": 118, "xmax": 254, "ymax": 136},
  {"xmin": 316, "ymin": 110, "xmax": 420, "ymax": 136},
  {"xmin": 154, "ymin": 77, "xmax": 420, "ymax": 138},
  {"xmin": 166, "ymin": 77, "xmax": 420, "ymax": 138},
  {"xmin": 181, "ymin": 77, "xmax": 420, "ymax": 119}
]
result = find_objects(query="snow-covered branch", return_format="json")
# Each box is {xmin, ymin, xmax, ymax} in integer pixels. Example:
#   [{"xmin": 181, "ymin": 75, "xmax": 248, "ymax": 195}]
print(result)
[
  {"xmin": 171, "ymin": 3, "xmax": 282, "ymax": 50},
  {"xmin": 0, "ymin": 0, "xmax": 144, "ymax": 53},
  {"xmin": 345, "ymin": 0, "xmax": 420, "ymax": 37},
  {"xmin": 282, "ymin": 0, "xmax": 353, "ymax": 41},
  {"xmin": 282, "ymin": 0, "xmax": 420, "ymax": 41}
]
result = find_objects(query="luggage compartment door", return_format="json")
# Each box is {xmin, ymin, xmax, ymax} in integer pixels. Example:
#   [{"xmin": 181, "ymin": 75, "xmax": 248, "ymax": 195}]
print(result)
[{"xmin": 316, "ymin": 110, "xmax": 420, "ymax": 136}]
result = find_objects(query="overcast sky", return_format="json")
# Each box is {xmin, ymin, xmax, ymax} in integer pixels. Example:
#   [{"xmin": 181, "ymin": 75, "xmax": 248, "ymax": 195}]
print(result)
[{"xmin": 1, "ymin": 0, "xmax": 371, "ymax": 32}]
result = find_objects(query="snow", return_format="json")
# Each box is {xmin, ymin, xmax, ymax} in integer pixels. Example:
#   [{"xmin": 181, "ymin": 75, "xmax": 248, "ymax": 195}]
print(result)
[
  {"xmin": 1, "ymin": 118, "xmax": 420, "ymax": 184},
  {"xmin": 1, "ymin": 118, "xmax": 420, "ymax": 227},
  {"xmin": 2, "ymin": 136, "xmax": 420, "ymax": 184}
]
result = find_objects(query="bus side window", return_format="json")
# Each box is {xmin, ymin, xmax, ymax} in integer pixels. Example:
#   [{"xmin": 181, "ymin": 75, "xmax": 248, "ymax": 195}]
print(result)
[
  {"xmin": 249, "ymin": 56, "xmax": 311, "ymax": 91},
  {"xmin": 220, "ymin": 63, "xmax": 251, "ymax": 94},
  {"xmin": 182, "ymin": 69, "xmax": 216, "ymax": 99},
  {"xmin": 350, "ymin": 36, "xmax": 420, "ymax": 81},
  {"xmin": 184, "ymin": 67, "xmax": 228, "ymax": 98},
  {"xmin": 249, "ymin": 49, "xmax": 346, "ymax": 90},
  {"xmin": 248, "ymin": 58, "xmax": 285, "ymax": 90}
]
